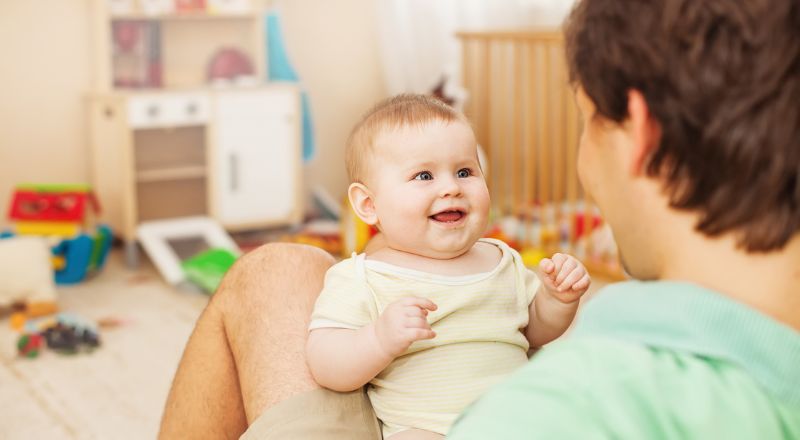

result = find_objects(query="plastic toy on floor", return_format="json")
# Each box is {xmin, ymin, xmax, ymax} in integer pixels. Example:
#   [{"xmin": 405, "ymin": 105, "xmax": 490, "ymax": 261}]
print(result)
[
  {"xmin": 0, "ymin": 236, "xmax": 59, "ymax": 312},
  {"xmin": 17, "ymin": 333, "xmax": 44, "ymax": 358},
  {"xmin": 14, "ymin": 312, "xmax": 102, "ymax": 358},
  {"xmin": 4, "ymin": 183, "xmax": 112, "ymax": 284},
  {"xmin": 181, "ymin": 248, "xmax": 238, "ymax": 294},
  {"xmin": 137, "ymin": 216, "xmax": 241, "ymax": 291}
]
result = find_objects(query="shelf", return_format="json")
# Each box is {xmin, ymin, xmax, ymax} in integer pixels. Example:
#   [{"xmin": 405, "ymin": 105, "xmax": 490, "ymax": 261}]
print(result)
[
  {"xmin": 137, "ymin": 165, "xmax": 206, "ymax": 183},
  {"xmin": 91, "ymin": 83, "xmax": 265, "ymax": 98},
  {"xmin": 110, "ymin": 12, "xmax": 258, "ymax": 21}
]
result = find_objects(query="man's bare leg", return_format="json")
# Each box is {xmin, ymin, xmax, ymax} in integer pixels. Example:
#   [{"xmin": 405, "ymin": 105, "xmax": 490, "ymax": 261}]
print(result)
[{"xmin": 159, "ymin": 243, "xmax": 335, "ymax": 439}]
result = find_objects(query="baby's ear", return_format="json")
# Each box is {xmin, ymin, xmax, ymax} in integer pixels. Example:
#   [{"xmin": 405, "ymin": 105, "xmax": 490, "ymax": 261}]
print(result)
[{"xmin": 348, "ymin": 182, "xmax": 378, "ymax": 225}]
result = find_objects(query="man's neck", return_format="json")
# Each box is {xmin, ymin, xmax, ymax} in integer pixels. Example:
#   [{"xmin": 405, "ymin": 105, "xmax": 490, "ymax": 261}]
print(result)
[{"xmin": 658, "ymin": 221, "xmax": 800, "ymax": 331}]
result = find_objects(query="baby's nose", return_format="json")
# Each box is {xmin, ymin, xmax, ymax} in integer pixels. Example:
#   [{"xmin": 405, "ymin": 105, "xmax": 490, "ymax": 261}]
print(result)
[{"xmin": 438, "ymin": 177, "xmax": 462, "ymax": 197}]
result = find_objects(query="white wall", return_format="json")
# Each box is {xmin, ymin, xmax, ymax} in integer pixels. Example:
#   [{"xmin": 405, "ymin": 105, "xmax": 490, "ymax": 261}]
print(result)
[
  {"xmin": 277, "ymin": 0, "xmax": 386, "ymax": 206},
  {"xmin": 0, "ymin": 1, "xmax": 93, "ymax": 228}
]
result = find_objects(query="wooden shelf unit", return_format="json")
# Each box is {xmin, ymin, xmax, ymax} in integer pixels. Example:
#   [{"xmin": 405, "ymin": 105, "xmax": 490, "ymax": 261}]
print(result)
[{"xmin": 88, "ymin": 1, "xmax": 303, "ymax": 265}]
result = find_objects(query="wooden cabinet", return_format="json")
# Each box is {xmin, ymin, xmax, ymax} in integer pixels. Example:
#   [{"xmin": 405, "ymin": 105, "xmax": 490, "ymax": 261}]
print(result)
[
  {"xmin": 87, "ymin": 1, "xmax": 303, "ymax": 264},
  {"xmin": 89, "ymin": 86, "xmax": 302, "ymax": 262}
]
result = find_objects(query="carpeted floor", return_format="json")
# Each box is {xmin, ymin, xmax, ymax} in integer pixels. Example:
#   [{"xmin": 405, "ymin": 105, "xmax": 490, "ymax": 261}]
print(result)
[{"xmin": 0, "ymin": 249, "xmax": 207, "ymax": 439}]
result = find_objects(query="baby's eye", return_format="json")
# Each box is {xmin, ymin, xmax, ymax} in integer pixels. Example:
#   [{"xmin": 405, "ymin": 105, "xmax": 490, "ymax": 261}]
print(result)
[
  {"xmin": 414, "ymin": 171, "xmax": 433, "ymax": 181},
  {"xmin": 457, "ymin": 168, "xmax": 472, "ymax": 178}
]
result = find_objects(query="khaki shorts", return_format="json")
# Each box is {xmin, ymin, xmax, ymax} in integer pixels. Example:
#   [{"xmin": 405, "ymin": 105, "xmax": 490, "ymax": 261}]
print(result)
[{"xmin": 241, "ymin": 388, "xmax": 381, "ymax": 440}]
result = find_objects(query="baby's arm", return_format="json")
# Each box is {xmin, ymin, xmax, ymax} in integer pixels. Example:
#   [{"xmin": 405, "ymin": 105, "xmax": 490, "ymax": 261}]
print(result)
[
  {"xmin": 525, "ymin": 253, "xmax": 591, "ymax": 348},
  {"xmin": 307, "ymin": 297, "xmax": 437, "ymax": 392},
  {"xmin": 306, "ymin": 326, "xmax": 393, "ymax": 392}
]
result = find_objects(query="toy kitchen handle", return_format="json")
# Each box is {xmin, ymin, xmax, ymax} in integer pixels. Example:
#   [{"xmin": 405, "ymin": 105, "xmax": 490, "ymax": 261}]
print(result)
[
  {"xmin": 147, "ymin": 103, "xmax": 160, "ymax": 120},
  {"xmin": 229, "ymin": 152, "xmax": 239, "ymax": 192}
]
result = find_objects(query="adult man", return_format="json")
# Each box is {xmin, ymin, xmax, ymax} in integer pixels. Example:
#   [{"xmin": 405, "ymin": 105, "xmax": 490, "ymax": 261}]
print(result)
[{"xmin": 160, "ymin": 0, "xmax": 800, "ymax": 438}]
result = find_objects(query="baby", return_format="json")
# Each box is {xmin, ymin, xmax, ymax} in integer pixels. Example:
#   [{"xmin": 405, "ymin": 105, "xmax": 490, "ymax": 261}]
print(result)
[{"xmin": 306, "ymin": 94, "xmax": 591, "ymax": 439}]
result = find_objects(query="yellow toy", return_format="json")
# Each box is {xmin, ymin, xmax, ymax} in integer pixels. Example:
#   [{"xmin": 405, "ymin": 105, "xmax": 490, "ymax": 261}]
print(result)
[
  {"xmin": 520, "ymin": 247, "xmax": 547, "ymax": 269},
  {"xmin": 340, "ymin": 197, "xmax": 378, "ymax": 258}
]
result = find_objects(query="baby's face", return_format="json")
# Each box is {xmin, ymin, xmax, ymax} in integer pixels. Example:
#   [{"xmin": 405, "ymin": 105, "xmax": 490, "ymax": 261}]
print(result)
[{"xmin": 364, "ymin": 119, "xmax": 490, "ymax": 259}]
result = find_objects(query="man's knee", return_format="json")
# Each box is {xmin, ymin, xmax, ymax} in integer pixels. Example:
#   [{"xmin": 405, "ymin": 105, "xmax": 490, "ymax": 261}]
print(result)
[
  {"xmin": 212, "ymin": 242, "xmax": 336, "ymax": 308},
  {"xmin": 241, "ymin": 242, "xmax": 336, "ymax": 279}
]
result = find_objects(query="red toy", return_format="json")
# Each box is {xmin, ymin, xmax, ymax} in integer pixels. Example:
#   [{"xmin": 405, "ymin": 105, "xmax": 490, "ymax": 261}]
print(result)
[
  {"xmin": 7, "ymin": 184, "xmax": 100, "ymax": 236},
  {"xmin": 4, "ymin": 184, "xmax": 112, "ymax": 284}
]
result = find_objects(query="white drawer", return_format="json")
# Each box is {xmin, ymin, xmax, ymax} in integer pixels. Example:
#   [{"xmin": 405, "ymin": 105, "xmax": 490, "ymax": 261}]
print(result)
[
  {"xmin": 128, "ymin": 93, "xmax": 210, "ymax": 129},
  {"xmin": 166, "ymin": 93, "xmax": 210, "ymax": 126}
]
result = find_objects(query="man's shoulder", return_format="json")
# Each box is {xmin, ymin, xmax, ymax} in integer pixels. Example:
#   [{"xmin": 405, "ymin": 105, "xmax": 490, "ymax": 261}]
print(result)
[
  {"xmin": 449, "ymin": 336, "xmax": 796, "ymax": 439},
  {"xmin": 501, "ymin": 337, "xmax": 671, "ymax": 401}
]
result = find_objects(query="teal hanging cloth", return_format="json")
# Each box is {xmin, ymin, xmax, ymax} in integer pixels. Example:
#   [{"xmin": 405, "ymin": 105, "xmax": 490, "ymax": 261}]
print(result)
[{"xmin": 265, "ymin": 11, "xmax": 315, "ymax": 161}]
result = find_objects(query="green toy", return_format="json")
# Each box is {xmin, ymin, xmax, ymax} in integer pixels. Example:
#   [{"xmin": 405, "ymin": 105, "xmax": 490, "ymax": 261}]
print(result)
[{"xmin": 181, "ymin": 248, "xmax": 238, "ymax": 294}]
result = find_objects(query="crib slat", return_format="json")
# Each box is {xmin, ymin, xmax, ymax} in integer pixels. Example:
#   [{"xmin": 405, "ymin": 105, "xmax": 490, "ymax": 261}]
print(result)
[
  {"xmin": 533, "ymin": 43, "xmax": 544, "ymax": 247},
  {"xmin": 512, "ymin": 42, "xmax": 523, "ymax": 218},
  {"xmin": 540, "ymin": 42, "xmax": 553, "ymax": 252},
  {"xmin": 566, "ymin": 74, "xmax": 579, "ymax": 253},
  {"xmin": 523, "ymin": 42, "xmax": 535, "ymax": 247},
  {"xmin": 463, "ymin": 38, "xmax": 475, "ymax": 128},
  {"xmin": 496, "ymin": 42, "xmax": 509, "ymax": 215},
  {"xmin": 483, "ymin": 40, "xmax": 494, "ymax": 201},
  {"xmin": 551, "ymin": 42, "xmax": 565, "ymax": 248}
]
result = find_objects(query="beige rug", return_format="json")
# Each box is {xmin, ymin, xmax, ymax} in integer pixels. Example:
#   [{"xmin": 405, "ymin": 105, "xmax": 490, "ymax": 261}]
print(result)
[{"xmin": 0, "ymin": 250, "xmax": 207, "ymax": 439}]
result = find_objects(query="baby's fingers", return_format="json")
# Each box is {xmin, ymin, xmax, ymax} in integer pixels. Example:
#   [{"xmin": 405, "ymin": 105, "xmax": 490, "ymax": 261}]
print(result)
[
  {"xmin": 405, "ymin": 316, "xmax": 431, "ymax": 329},
  {"xmin": 554, "ymin": 258, "xmax": 578, "ymax": 285},
  {"xmin": 557, "ymin": 265, "xmax": 585, "ymax": 291},
  {"xmin": 406, "ymin": 328, "xmax": 436, "ymax": 341},
  {"xmin": 405, "ymin": 307, "xmax": 428, "ymax": 318},
  {"xmin": 549, "ymin": 254, "xmax": 568, "ymax": 278},
  {"xmin": 538, "ymin": 258, "xmax": 555, "ymax": 275},
  {"xmin": 402, "ymin": 296, "xmax": 438, "ymax": 312},
  {"xmin": 571, "ymin": 273, "xmax": 591, "ymax": 292}
]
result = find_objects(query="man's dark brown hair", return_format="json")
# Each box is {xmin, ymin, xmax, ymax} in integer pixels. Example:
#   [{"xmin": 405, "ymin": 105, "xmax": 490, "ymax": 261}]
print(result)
[{"xmin": 564, "ymin": 0, "xmax": 800, "ymax": 252}]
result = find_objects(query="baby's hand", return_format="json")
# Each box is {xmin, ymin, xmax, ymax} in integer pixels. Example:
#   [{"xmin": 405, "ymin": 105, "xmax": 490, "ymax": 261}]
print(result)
[
  {"xmin": 538, "ymin": 253, "xmax": 591, "ymax": 303},
  {"xmin": 374, "ymin": 297, "xmax": 437, "ymax": 358}
]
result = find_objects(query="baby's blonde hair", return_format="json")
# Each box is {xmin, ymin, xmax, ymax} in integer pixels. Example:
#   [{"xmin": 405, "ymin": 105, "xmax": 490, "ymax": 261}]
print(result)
[{"xmin": 345, "ymin": 94, "xmax": 468, "ymax": 183}]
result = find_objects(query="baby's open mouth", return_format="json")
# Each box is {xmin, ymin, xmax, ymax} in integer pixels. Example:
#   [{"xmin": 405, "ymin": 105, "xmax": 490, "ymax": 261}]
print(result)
[{"xmin": 429, "ymin": 210, "xmax": 466, "ymax": 223}]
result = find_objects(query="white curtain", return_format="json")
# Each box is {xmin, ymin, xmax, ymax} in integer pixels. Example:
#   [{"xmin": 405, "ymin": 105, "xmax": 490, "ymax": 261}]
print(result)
[{"xmin": 376, "ymin": 0, "xmax": 575, "ymax": 108}]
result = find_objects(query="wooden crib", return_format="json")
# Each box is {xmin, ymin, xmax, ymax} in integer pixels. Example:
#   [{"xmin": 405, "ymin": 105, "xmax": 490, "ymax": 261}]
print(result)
[{"xmin": 457, "ymin": 30, "xmax": 624, "ymax": 280}]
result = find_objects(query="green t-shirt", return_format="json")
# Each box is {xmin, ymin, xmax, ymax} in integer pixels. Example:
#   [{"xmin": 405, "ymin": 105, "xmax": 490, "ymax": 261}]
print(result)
[{"xmin": 448, "ymin": 281, "xmax": 800, "ymax": 439}]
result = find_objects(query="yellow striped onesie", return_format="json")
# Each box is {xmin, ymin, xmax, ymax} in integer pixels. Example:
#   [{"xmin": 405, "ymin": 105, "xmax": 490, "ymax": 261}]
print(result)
[{"xmin": 310, "ymin": 238, "xmax": 540, "ymax": 437}]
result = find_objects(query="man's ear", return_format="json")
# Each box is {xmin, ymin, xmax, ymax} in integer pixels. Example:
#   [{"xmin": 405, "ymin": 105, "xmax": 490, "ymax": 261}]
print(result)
[
  {"xmin": 348, "ymin": 182, "xmax": 378, "ymax": 225},
  {"xmin": 627, "ymin": 89, "xmax": 662, "ymax": 176}
]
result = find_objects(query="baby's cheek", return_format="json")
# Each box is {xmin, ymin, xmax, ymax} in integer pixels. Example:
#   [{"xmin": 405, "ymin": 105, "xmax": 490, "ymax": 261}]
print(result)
[{"xmin": 469, "ymin": 184, "xmax": 490, "ymax": 210}]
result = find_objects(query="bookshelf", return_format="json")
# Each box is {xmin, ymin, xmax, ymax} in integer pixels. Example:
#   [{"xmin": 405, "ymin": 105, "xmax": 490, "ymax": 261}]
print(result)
[
  {"xmin": 92, "ymin": 1, "xmax": 266, "ymax": 91},
  {"xmin": 87, "ymin": 0, "xmax": 303, "ymax": 265}
]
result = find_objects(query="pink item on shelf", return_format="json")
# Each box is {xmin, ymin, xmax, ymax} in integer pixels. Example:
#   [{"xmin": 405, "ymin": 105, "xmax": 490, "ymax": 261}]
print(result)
[
  {"xmin": 207, "ymin": 48, "xmax": 254, "ymax": 82},
  {"xmin": 113, "ymin": 21, "xmax": 140, "ymax": 52}
]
